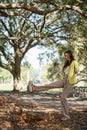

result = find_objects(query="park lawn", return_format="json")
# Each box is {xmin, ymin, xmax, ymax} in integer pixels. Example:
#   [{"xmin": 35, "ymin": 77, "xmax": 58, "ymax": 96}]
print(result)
[
  {"xmin": 0, "ymin": 83, "xmax": 13, "ymax": 91},
  {"xmin": 0, "ymin": 82, "xmax": 63, "ymax": 93}
]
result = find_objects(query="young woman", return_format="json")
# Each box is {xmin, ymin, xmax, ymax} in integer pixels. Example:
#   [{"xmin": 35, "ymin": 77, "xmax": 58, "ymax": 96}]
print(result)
[{"xmin": 28, "ymin": 49, "xmax": 79, "ymax": 121}]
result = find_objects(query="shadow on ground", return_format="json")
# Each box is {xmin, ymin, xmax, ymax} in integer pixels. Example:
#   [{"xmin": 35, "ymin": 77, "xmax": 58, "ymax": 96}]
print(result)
[{"xmin": 0, "ymin": 92, "xmax": 87, "ymax": 130}]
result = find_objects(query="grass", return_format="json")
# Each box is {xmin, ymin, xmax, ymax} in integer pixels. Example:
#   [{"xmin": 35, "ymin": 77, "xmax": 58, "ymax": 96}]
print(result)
[
  {"xmin": 47, "ymin": 88, "xmax": 63, "ymax": 93},
  {"xmin": 0, "ymin": 83, "xmax": 13, "ymax": 91}
]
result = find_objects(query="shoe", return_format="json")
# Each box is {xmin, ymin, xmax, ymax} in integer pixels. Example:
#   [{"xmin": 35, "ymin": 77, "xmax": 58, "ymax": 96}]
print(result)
[
  {"xmin": 61, "ymin": 116, "xmax": 70, "ymax": 121},
  {"xmin": 28, "ymin": 80, "xmax": 33, "ymax": 92}
]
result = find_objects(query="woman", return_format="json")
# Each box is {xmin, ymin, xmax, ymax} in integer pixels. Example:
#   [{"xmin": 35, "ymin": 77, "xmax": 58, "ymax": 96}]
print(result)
[{"xmin": 28, "ymin": 49, "xmax": 79, "ymax": 121}]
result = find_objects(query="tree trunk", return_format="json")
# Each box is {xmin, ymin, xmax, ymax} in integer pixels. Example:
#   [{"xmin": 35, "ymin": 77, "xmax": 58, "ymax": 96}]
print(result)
[
  {"xmin": 12, "ymin": 56, "xmax": 21, "ymax": 91},
  {"xmin": 12, "ymin": 68, "xmax": 21, "ymax": 91}
]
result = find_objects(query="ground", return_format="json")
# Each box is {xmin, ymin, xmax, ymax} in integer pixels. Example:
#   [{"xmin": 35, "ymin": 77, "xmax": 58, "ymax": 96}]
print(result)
[{"xmin": 0, "ymin": 92, "xmax": 87, "ymax": 130}]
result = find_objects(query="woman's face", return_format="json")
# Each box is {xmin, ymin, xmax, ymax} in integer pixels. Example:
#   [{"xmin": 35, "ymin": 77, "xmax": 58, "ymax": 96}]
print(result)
[{"xmin": 64, "ymin": 53, "xmax": 71, "ymax": 61}]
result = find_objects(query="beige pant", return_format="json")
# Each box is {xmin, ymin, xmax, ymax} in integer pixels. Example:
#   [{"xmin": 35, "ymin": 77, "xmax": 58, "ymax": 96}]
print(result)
[
  {"xmin": 48, "ymin": 75, "xmax": 74, "ymax": 118},
  {"xmin": 34, "ymin": 76, "xmax": 74, "ymax": 118}
]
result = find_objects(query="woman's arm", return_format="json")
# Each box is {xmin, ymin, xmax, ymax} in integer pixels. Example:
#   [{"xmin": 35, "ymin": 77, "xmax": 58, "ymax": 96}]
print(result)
[{"xmin": 74, "ymin": 61, "xmax": 79, "ymax": 74}]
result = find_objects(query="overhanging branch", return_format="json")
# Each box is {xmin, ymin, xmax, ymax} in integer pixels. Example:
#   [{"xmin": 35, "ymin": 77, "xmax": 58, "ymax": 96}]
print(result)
[{"xmin": 0, "ymin": 3, "xmax": 87, "ymax": 18}]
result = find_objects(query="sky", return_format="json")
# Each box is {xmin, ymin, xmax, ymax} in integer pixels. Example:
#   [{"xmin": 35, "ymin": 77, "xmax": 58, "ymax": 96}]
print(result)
[
  {"xmin": 25, "ymin": 46, "xmax": 43, "ymax": 69},
  {"xmin": 24, "ymin": 46, "xmax": 59, "ymax": 70}
]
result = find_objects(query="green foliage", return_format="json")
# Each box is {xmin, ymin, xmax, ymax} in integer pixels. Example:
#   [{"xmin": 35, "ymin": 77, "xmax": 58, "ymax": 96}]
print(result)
[
  {"xmin": 0, "ymin": 68, "xmax": 12, "ymax": 80},
  {"xmin": 52, "ymin": 0, "xmax": 87, "ymax": 15},
  {"xmin": 47, "ymin": 59, "xmax": 61, "ymax": 81},
  {"xmin": 53, "ymin": 0, "xmax": 81, "ymax": 5}
]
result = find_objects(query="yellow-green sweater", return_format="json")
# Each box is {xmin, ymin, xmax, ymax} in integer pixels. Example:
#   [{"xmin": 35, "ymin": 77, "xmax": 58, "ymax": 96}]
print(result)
[{"xmin": 61, "ymin": 60, "xmax": 79, "ymax": 85}]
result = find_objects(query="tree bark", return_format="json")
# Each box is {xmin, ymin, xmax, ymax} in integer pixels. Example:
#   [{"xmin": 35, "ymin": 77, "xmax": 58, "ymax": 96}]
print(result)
[
  {"xmin": 12, "ymin": 61, "xmax": 21, "ymax": 91},
  {"xmin": 13, "ymin": 73, "xmax": 20, "ymax": 91},
  {"xmin": 11, "ymin": 47, "xmax": 22, "ymax": 91}
]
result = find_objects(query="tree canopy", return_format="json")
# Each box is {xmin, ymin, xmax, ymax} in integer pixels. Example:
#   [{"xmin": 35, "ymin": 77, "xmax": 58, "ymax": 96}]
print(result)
[{"xmin": 0, "ymin": 0, "xmax": 87, "ymax": 18}]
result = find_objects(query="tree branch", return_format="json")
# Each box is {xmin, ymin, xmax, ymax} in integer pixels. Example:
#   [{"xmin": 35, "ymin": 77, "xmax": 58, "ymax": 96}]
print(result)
[
  {"xmin": 40, "ymin": 15, "xmax": 46, "ymax": 32},
  {"xmin": 0, "ymin": 3, "xmax": 87, "ymax": 18},
  {"xmin": 0, "ymin": 46, "xmax": 7, "ymax": 58},
  {"xmin": 0, "ymin": 18, "xmax": 15, "ymax": 44},
  {"xmin": 0, "ymin": 41, "xmax": 14, "ymax": 68},
  {"xmin": 0, "ymin": 60, "xmax": 13, "ymax": 72},
  {"xmin": 19, "ymin": 13, "xmax": 32, "ymax": 36},
  {"xmin": 0, "ymin": 10, "xmax": 20, "ymax": 16}
]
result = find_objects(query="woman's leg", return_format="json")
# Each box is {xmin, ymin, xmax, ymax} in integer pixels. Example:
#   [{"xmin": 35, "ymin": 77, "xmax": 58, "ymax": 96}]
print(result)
[
  {"xmin": 60, "ymin": 83, "xmax": 74, "ymax": 119},
  {"xmin": 29, "ymin": 79, "xmax": 65, "ymax": 92}
]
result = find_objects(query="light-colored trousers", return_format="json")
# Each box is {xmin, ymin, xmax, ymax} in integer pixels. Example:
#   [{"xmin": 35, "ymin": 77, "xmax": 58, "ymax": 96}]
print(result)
[{"xmin": 48, "ymin": 75, "xmax": 74, "ymax": 118}]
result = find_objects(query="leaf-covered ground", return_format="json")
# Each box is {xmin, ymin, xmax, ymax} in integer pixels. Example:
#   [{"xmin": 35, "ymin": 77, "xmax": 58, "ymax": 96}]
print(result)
[{"xmin": 0, "ymin": 92, "xmax": 87, "ymax": 130}]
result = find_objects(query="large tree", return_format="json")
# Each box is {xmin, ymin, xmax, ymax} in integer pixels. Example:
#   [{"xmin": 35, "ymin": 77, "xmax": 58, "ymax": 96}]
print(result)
[{"xmin": 0, "ymin": 4, "xmax": 70, "ymax": 90}]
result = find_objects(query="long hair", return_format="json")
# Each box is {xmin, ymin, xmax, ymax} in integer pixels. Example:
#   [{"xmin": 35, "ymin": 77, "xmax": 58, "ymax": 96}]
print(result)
[{"xmin": 63, "ymin": 49, "xmax": 74, "ymax": 70}]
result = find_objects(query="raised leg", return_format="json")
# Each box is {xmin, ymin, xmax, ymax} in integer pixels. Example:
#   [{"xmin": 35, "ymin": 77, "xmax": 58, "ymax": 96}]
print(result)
[{"xmin": 29, "ymin": 79, "xmax": 65, "ymax": 92}]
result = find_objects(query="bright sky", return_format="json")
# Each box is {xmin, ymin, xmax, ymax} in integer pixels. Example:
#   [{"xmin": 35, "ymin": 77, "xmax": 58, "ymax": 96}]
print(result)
[
  {"xmin": 26, "ymin": 46, "xmax": 42, "ymax": 69},
  {"xmin": 25, "ymin": 46, "xmax": 59, "ymax": 69}
]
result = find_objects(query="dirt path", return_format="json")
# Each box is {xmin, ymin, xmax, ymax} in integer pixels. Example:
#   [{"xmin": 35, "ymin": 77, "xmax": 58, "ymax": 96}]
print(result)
[{"xmin": 0, "ymin": 92, "xmax": 87, "ymax": 130}]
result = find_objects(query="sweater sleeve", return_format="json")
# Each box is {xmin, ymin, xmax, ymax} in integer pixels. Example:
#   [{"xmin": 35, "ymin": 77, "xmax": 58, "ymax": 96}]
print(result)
[{"xmin": 74, "ymin": 61, "xmax": 79, "ymax": 74}]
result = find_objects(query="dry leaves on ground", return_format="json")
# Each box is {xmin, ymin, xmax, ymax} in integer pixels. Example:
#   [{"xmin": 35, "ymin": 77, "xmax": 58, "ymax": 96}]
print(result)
[{"xmin": 0, "ymin": 93, "xmax": 87, "ymax": 130}]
